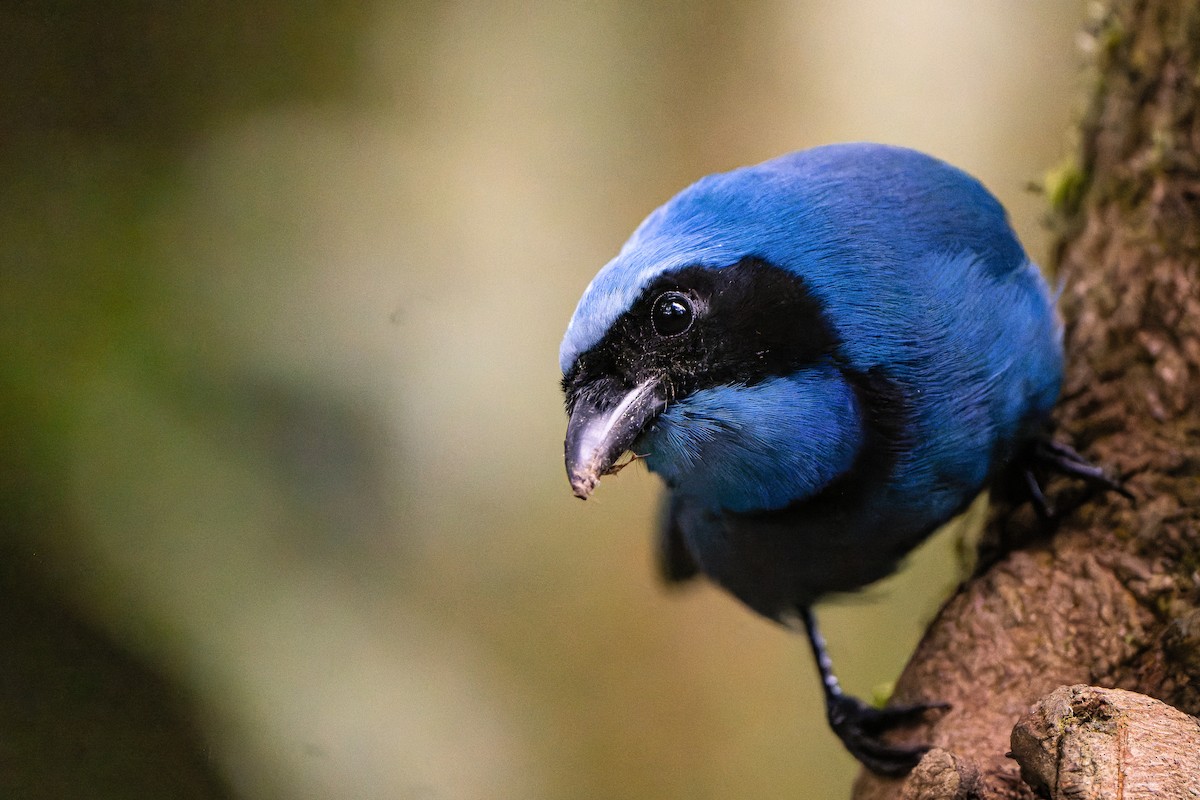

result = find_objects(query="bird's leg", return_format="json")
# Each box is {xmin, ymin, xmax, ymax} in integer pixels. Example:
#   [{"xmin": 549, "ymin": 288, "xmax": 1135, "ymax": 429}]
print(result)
[{"xmin": 799, "ymin": 608, "xmax": 945, "ymax": 777}]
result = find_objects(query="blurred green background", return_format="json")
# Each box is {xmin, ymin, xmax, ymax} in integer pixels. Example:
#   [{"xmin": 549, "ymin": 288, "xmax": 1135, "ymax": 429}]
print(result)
[{"xmin": 1, "ymin": 2, "xmax": 1087, "ymax": 798}]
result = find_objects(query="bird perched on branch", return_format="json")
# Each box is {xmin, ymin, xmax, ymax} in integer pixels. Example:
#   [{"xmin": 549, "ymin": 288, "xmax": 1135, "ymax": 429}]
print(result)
[{"xmin": 559, "ymin": 143, "xmax": 1114, "ymax": 775}]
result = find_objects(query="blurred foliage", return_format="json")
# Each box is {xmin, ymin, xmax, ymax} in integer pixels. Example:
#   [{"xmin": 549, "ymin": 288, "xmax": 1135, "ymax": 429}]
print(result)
[
  {"xmin": 0, "ymin": 1, "xmax": 370, "ymax": 144},
  {"xmin": 1, "ymin": 2, "xmax": 1086, "ymax": 798},
  {"xmin": 0, "ymin": 551, "xmax": 231, "ymax": 799}
]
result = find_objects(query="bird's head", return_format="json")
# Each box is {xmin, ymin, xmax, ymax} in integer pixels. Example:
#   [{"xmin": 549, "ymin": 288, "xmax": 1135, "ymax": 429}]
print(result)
[
  {"xmin": 560, "ymin": 142, "xmax": 1028, "ymax": 509},
  {"xmin": 561, "ymin": 256, "xmax": 849, "ymax": 500},
  {"xmin": 560, "ymin": 154, "xmax": 872, "ymax": 510}
]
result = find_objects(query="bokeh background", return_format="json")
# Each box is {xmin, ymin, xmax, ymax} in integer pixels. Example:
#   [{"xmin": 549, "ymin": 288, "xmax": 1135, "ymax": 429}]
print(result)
[{"xmin": 1, "ymin": 2, "xmax": 1089, "ymax": 798}]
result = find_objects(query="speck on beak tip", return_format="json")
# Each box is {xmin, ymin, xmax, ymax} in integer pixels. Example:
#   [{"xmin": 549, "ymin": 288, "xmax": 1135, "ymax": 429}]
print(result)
[
  {"xmin": 563, "ymin": 378, "xmax": 664, "ymax": 502},
  {"xmin": 569, "ymin": 469, "xmax": 598, "ymax": 500}
]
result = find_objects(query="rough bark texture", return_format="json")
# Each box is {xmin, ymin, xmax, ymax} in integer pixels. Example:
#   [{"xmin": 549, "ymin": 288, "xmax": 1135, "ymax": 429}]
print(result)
[
  {"xmin": 852, "ymin": 1, "xmax": 1200, "ymax": 798},
  {"xmin": 1009, "ymin": 685, "xmax": 1200, "ymax": 799}
]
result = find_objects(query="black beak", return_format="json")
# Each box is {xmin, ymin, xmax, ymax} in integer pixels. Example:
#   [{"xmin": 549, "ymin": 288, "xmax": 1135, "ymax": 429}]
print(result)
[{"xmin": 564, "ymin": 379, "xmax": 665, "ymax": 499}]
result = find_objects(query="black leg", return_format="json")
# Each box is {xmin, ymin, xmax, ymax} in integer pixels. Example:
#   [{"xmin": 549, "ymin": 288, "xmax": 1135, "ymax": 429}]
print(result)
[{"xmin": 799, "ymin": 608, "xmax": 945, "ymax": 777}]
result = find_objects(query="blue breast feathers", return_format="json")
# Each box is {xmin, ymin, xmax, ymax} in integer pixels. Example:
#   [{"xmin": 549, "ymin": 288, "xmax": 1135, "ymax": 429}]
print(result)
[{"xmin": 641, "ymin": 367, "xmax": 863, "ymax": 513}]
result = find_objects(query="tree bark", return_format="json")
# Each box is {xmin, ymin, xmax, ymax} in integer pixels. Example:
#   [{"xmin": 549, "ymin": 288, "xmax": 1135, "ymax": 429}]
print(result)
[
  {"xmin": 851, "ymin": 1, "xmax": 1200, "ymax": 797},
  {"xmin": 1010, "ymin": 685, "xmax": 1200, "ymax": 799}
]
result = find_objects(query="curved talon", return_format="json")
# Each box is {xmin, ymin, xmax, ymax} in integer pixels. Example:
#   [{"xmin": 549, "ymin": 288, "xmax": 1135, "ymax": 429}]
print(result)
[
  {"xmin": 1024, "ymin": 468, "xmax": 1055, "ymax": 520},
  {"xmin": 1031, "ymin": 439, "xmax": 1133, "ymax": 500},
  {"xmin": 825, "ymin": 694, "xmax": 947, "ymax": 776}
]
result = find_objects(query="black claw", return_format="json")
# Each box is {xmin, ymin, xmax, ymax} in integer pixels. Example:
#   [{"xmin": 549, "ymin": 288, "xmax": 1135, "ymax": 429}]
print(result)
[
  {"xmin": 825, "ymin": 694, "xmax": 945, "ymax": 776},
  {"xmin": 1023, "ymin": 468, "xmax": 1055, "ymax": 520},
  {"xmin": 1031, "ymin": 439, "xmax": 1133, "ymax": 501},
  {"xmin": 1019, "ymin": 438, "xmax": 1134, "ymax": 523}
]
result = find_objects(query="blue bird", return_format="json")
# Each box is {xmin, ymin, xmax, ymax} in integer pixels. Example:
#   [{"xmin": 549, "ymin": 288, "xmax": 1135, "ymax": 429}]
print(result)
[{"xmin": 560, "ymin": 143, "xmax": 1120, "ymax": 775}]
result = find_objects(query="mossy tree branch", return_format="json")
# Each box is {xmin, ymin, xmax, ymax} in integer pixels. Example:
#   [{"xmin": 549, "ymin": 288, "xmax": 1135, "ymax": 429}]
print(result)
[{"xmin": 852, "ymin": 1, "xmax": 1200, "ymax": 797}]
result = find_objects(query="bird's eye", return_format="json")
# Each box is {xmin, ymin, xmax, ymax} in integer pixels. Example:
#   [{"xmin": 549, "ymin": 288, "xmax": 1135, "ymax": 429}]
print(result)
[{"xmin": 650, "ymin": 291, "xmax": 695, "ymax": 337}]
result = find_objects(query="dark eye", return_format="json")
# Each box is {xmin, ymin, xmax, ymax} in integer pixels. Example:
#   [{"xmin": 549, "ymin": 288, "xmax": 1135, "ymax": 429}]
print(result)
[{"xmin": 651, "ymin": 291, "xmax": 694, "ymax": 337}]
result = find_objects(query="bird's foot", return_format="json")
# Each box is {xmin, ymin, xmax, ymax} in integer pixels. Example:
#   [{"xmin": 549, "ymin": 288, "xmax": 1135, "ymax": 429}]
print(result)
[
  {"xmin": 824, "ymin": 693, "xmax": 948, "ymax": 777},
  {"xmin": 1025, "ymin": 439, "xmax": 1133, "ymax": 520}
]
